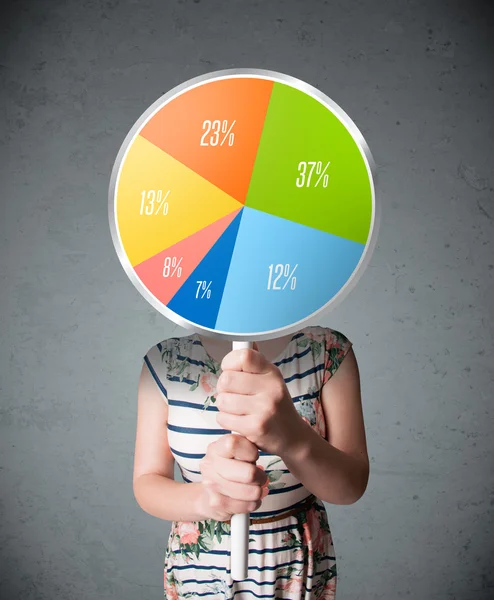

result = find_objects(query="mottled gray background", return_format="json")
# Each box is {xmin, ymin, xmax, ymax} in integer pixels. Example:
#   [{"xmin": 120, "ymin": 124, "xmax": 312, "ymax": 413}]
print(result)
[{"xmin": 1, "ymin": 0, "xmax": 493, "ymax": 598}]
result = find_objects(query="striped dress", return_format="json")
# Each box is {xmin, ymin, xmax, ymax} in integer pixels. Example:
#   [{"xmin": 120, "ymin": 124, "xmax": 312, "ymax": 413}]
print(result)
[{"xmin": 143, "ymin": 325, "xmax": 353, "ymax": 599}]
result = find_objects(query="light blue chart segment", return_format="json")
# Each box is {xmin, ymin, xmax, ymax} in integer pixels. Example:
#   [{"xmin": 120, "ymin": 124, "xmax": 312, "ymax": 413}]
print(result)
[{"xmin": 215, "ymin": 207, "xmax": 365, "ymax": 333}]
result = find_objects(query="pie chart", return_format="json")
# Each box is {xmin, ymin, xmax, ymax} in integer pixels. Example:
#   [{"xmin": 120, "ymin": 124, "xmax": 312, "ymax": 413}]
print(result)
[{"xmin": 109, "ymin": 69, "xmax": 378, "ymax": 337}]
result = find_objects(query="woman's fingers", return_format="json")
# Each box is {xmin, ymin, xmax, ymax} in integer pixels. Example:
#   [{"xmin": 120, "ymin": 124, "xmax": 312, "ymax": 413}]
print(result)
[
  {"xmin": 213, "ymin": 453, "xmax": 266, "ymax": 486},
  {"xmin": 206, "ymin": 469, "xmax": 264, "ymax": 502},
  {"xmin": 215, "ymin": 434, "xmax": 259, "ymax": 463},
  {"xmin": 207, "ymin": 488, "xmax": 262, "ymax": 520}
]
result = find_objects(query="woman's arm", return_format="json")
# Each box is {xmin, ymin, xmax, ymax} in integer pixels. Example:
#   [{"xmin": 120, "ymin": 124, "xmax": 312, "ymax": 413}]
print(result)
[
  {"xmin": 281, "ymin": 347, "xmax": 369, "ymax": 505},
  {"xmin": 133, "ymin": 363, "xmax": 207, "ymax": 521}
]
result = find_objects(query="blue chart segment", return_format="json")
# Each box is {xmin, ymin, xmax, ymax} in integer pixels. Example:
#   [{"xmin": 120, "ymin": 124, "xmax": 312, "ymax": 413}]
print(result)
[
  {"xmin": 214, "ymin": 207, "xmax": 365, "ymax": 333},
  {"xmin": 167, "ymin": 210, "xmax": 243, "ymax": 329}
]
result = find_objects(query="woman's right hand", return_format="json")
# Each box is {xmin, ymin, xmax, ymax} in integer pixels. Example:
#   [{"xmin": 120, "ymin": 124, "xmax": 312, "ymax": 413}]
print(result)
[{"xmin": 198, "ymin": 434, "xmax": 269, "ymax": 522}]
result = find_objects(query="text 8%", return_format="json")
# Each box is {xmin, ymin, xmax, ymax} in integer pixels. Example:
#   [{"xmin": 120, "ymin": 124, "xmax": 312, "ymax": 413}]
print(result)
[{"xmin": 162, "ymin": 256, "xmax": 183, "ymax": 278}]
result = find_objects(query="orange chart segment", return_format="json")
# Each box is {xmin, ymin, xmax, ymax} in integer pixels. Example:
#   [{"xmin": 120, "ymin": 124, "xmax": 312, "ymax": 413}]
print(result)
[
  {"xmin": 139, "ymin": 77, "xmax": 274, "ymax": 204},
  {"xmin": 134, "ymin": 208, "xmax": 242, "ymax": 306},
  {"xmin": 116, "ymin": 135, "xmax": 243, "ymax": 266}
]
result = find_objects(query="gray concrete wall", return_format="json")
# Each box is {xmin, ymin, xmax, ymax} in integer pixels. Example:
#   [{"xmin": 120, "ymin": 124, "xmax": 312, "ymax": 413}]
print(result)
[{"xmin": 1, "ymin": 0, "xmax": 493, "ymax": 598}]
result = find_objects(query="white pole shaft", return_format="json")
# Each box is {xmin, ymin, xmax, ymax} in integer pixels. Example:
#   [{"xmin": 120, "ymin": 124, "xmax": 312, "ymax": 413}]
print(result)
[{"xmin": 229, "ymin": 340, "xmax": 254, "ymax": 581}]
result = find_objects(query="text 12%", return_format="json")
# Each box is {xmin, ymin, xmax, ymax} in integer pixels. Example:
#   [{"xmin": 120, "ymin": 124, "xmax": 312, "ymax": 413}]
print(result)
[{"xmin": 267, "ymin": 264, "xmax": 298, "ymax": 290}]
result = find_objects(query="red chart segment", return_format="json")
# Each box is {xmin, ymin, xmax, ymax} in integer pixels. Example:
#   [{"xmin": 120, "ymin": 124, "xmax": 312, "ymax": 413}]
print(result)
[
  {"xmin": 167, "ymin": 210, "xmax": 244, "ymax": 329},
  {"xmin": 134, "ymin": 208, "xmax": 242, "ymax": 306}
]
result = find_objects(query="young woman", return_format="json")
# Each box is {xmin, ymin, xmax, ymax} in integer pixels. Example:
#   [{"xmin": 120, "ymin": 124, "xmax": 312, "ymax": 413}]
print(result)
[{"xmin": 133, "ymin": 325, "xmax": 369, "ymax": 599}]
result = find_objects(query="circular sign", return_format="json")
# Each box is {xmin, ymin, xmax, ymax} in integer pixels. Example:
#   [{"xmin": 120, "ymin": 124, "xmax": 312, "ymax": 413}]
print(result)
[{"xmin": 109, "ymin": 69, "xmax": 378, "ymax": 340}]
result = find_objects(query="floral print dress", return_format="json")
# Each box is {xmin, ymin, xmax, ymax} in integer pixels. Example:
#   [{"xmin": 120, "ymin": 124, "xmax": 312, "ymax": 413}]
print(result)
[{"xmin": 143, "ymin": 325, "xmax": 353, "ymax": 599}]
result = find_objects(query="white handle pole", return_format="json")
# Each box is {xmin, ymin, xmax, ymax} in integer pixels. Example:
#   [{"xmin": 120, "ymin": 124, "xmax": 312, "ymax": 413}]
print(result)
[{"xmin": 229, "ymin": 340, "xmax": 254, "ymax": 581}]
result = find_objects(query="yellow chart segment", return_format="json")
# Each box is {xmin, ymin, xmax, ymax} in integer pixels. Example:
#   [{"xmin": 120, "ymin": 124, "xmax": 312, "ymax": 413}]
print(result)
[{"xmin": 115, "ymin": 135, "xmax": 244, "ymax": 266}]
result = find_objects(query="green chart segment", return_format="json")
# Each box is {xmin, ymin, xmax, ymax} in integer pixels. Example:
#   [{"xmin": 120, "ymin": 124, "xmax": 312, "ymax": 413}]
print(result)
[
  {"xmin": 113, "ymin": 74, "xmax": 375, "ymax": 335},
  {"xmin": 245, "ymin": 82, "xmax": 372, "ymax": 244}
]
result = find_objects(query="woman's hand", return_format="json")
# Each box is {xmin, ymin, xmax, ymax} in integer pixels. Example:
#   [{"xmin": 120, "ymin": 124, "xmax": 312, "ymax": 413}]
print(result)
[
  {"xmin": 215, "ymin": 343, "xmax": 304, "ymax": 456},
  {"xmin": 199, "ymin": 434, "xmax": 269, "ymax": 522}
]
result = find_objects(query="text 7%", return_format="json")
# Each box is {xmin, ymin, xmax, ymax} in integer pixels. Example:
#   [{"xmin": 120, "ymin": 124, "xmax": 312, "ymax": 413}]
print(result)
[{"xmin": 196, "ymin": 280, "xmax": 212, "ymax": 299}]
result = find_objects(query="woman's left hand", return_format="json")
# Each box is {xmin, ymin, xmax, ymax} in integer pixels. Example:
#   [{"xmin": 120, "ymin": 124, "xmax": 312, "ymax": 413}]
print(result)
[{"xmin": 215, "ymin": 343, "xmax": 304, "ymax": 456}]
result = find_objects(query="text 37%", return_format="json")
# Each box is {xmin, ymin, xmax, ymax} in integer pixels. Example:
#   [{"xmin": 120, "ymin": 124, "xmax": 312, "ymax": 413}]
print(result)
[{"xmin": 296, "ymin": 161, "xmax": 330, "ymax": 188}]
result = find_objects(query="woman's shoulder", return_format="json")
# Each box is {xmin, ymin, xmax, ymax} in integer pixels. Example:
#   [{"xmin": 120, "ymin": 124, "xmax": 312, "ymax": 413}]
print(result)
[
  {"xmin": 143, "ymin": 333, "xmax": 197, "ymax": 372},
  {"xmin": 302, "ymin": 324, "xmax": 352, "ymax": 349},
  {"xmin": 151, "ymin": 333, "xmax": 196, "ymax": 353},
  {"xmin": 302, "ymin": 326, "xmax": 353, "ymax": 386}
]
